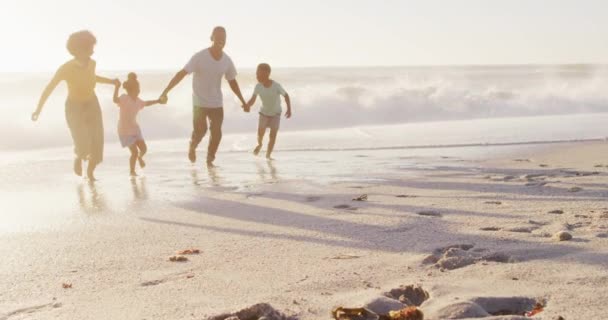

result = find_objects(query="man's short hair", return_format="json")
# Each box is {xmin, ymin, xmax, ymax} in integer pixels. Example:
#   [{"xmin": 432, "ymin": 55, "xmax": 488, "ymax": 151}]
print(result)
[
  {"xmin": 211, "ymin": 26, "xmax": 226, "ymax": 38},
  {"xmin": 66, "ymin": 30, "xmax": 96, "ymax": 57}
]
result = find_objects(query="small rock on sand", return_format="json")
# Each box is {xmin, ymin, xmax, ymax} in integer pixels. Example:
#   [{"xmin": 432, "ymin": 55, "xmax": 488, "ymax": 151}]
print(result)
[
  {"xmin": 169, "ymin": 255, "xmax": 188, "ymax": 262},
  {"xmin": 548, "ymin": 209, "xmax": 564, "ymax": 215},
  {"xmin": 554, "ymin": 231, "xmax": 573, "ymax": 241},
  {"xmin": 484, "ymin": 201, "xmax": 502, "ymax": 205},
  {"xmin": 568, "ymin": 187, "xmax": 583, "ymax": 193}
]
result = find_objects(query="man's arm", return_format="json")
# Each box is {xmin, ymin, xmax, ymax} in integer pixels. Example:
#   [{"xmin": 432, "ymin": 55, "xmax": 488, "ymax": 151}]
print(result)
[
  {"xmin": 244, "ymin": 94, "xmax": 257, "ymax": 112},
  {"xmin": 228, "ymin": 79, "xmax": 247, "ymax": 108},
  {"xmin": 160, "ymin": 69, "xmax": 188, "ymax": 102}
]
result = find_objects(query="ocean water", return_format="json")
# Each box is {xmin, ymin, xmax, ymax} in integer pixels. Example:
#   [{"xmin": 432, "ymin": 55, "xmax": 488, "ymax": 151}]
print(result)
[
  {"xmin": 2, "ymin": 65, "xmax": 608, "ymax": 232},
  {"xmin": 2, "ymin": 64, "xmax": 608, "ymax": 151}
]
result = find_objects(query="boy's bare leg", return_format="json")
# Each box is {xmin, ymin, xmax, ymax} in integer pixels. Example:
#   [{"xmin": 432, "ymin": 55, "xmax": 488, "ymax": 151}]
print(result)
[
  {"xmin": 266, "ymin": 128, "xmax": 278, "ymax": 160},
  {"xmin": 254, "ymin": 126, "xmax": 266, "ymax": 156},
  {"xmin": 128, "ymin": 145, "xmax": 139, "ymax": 176}
]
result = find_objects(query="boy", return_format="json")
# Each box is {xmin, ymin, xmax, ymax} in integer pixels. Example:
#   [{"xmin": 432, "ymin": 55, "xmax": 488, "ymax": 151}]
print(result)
[{"xmin": 245, "ymin": 63, "xmax": 292, "ymax": 159}]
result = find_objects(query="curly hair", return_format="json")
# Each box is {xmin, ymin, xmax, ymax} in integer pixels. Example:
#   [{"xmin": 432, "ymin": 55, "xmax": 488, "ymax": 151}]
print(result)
[
  {"xmin": 66, "ymin": 30, "xmax": 97, "ymax": 57},
  {"xmin": 123, "ymin": 72, "xmax": 139, "ymax": 91}
]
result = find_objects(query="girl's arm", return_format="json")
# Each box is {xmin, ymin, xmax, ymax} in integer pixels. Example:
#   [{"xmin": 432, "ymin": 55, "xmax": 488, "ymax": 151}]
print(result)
[
  {"xmin": 144, "ymin": 99, "xmax": 162, "ymax": 107},
  {"xmin": 96, "ymin": 75, "xmax": 119, "ymax": 85},
  {"xmin": 32, "ymin": 71, "xmax": 63, "ymax": 121},
  {"xmin": 112, "ymin": 82, "xmax": 121, "ymax": 104},
  {"xmin": 284, "ymin": 94, "xmax": 292, "ymax": 118}
]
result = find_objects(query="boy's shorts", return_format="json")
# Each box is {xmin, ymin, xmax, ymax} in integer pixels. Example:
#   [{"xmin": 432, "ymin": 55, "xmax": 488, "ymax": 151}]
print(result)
[{"xmin": 258, "ymin": 113, "xmax": 281, "ymax": 130}]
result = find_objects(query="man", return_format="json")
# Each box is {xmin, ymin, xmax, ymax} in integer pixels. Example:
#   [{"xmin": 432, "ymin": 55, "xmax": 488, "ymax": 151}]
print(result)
[{"xmin": 160, "ymin": 26, "xmax": 247, "ymax": 168}]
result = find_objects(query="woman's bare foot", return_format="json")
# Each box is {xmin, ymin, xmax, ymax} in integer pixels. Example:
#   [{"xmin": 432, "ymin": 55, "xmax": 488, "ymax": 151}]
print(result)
[
  {"xmin": 253, "ymin": 145, "xmax": 262, "ymax": 156},
  {"xmin": 130, "ymin": 171, "xmax": 138, "ymax": 177},
  {"xmin": 138, "ymin": 157, "xmax": 146, "ymax": 168},
  {"xmin": 73, "ymin": 158, "xmax": 83, "ymax": 176},
  {"xmin": 206, "ymin": 161, "xmax": 217, "ymax": 169},
  {"xmin": 266, "ymin": 153, "xmax": 274, "ymax": 160},
  {"xmin": 87, "ymin": 162, "xmax": 97, "ymax": 181}
]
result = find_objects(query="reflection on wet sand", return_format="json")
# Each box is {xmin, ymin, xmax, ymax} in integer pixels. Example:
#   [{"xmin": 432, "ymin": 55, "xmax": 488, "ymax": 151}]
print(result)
[
  {"xmin": 207, "ymin": 166, "xmax": 223, "ymax": 186},
  {"xmin": 77, "ymin": 181, "xmax": 107, "ymax": 213},
  {"xmin": 190, "ymin": 167, "xmax": 224, "ymax": 187},
  {"xmin": 256, "ymin": 159, "xmax": 279, "ymax": 183},
  {"xmin": 130, "ymin": 177, "xmax": 148, "ymax": 201}
]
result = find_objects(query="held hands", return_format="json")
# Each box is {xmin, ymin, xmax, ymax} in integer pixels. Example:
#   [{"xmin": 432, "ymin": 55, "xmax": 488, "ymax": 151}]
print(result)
[
  {"xmin": 242, "ymin": 102, "xmax": 251, "ymax": 113},
  {"xmin": 159, "ymin": 95, "xmax": 168, "ymax": 105},
  {"xmin": 113, "ymin": 78, "xmax": 121, "ymax": 87}
]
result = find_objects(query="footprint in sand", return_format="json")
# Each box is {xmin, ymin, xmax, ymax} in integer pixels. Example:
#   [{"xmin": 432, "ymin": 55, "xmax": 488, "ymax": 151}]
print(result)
[
  {"xmin": 2, "ymin": 302, "xmax": 63, "ymax": 319},
  {"xmin": 417, "ymin": 211, "xmax": 442, "ymax": 218},
  {"xmin": 568, "ymin": 187, "xmax": 583, "ymax": 193},
  {"xmin": 333, "ymin": 204, "xmax": 358, "ymax": 211},
  {"xmin": 384, "ymin": 285, "xmax": 430, "ymax": 307},
  {"xmin": 548, "ymin": 209, "xmax": 564, "ymax": 215},
  {"xmin": 396, "ymin": 194, "xmax": 418, "ymax": 198},
  {"xmin": 429, "ymin": 296, "xmax": 540, "ymax": 319},
  {"xmin": 505, "ymin": 226, "xmax": 538, "ymax": 233},
  {"xmin": 305, "ymin": 196, "xmax": 321, "ymax": 202},
  {"xmin": 207, "ymin": 303, "xmax": 294, "ymax": 320},
  {"xmin": 422, "ymin": 244, "xmax": 513, "ymax": 271},
  {"xmin": 480, "ymin": 227, "xmax": 502, "ymax": 231}
]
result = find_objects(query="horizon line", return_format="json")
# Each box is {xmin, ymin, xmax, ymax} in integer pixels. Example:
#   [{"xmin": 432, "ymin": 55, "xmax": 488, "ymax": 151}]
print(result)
[{"xmin": 2, "ymin": 62, "xmax": 607, "ymax": 74}]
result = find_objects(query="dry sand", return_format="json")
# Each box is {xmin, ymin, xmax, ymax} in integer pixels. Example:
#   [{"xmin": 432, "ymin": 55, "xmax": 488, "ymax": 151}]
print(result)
[{"xmin": 2, "ymin": 142, "xmax": 608, "ymax": 319}]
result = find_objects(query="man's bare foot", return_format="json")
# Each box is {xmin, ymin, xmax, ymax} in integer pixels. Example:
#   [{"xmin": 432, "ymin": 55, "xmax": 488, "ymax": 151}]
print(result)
[
  {"xmin": 188, "ymin": 144, "xmax": 196, "ymax": 163},
  {"xmin": 253, "ymin": 145, "xmax": 262, "ymax": 156},
  {"xmin": 130, "ymin": 171, "xmax": 138, "ymax": 177},
  {"xmin": 266, "ymin": 153, "xmax": 274, "ymax": 160},
  {"xmin": 73, "ymin": 158, "xmax": 82, "ymax": 176},
  {"xmin": 206, "ymin": 161, "xmax": 216, "ymax": 169},
  {"xmin": 138, "ymin": 157, "xmax": 146, "ymax": 168}
]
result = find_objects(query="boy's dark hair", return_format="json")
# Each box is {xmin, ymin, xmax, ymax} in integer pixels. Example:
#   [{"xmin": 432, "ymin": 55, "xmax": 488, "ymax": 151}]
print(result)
[
  {"xmin": 66, "ymin": 30, "xmax": 97, "ymax": 57},
  {"xmin": 123, "ymin": 72, "xmax": 139, "ymax": 91},
  {"xmin": 257, "ymin": 63, "xmax": 271, "ymax": 73}
]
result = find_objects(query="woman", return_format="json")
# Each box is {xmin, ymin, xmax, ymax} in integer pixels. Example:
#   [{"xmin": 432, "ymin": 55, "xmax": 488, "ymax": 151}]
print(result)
[{"xmin": 32, "ymin": 30, "xmax": 119, "ymax": 180}]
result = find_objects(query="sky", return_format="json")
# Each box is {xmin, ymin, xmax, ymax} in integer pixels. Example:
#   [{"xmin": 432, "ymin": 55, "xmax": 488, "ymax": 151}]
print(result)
[{"xmin": 1, "ymin": 0, "xmax": 607, "ymax": 72}]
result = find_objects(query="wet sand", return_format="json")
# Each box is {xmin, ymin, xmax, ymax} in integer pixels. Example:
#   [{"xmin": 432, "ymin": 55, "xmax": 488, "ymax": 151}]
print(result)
[{"xmin": 1, "ymin": 142, "xmax": 607, "ymax": 319}]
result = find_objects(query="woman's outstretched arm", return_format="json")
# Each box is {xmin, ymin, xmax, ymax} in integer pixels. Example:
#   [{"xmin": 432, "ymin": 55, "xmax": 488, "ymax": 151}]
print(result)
[{"xmin": 32, "ymin": 70, "xmax": 64, "ymax": 121}]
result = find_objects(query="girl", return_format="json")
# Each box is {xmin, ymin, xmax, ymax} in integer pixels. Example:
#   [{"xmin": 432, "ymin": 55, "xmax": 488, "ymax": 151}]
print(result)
[
  {"xmin": 113, "ymin": 73, "xmax": 163, "ymax": 176},
  {"xmin": 32, "ymin": 30, "xmax": 119, "ymax": 180}
]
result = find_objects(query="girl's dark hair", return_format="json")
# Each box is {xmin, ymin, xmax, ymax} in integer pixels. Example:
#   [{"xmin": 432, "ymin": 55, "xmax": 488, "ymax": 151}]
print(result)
[
  {"xmin": 66, "ymin": 30, "xmax": 97, "ymax": 57},
  {"xmin": 123, "ymin": 72, "xmax": 139, "ymax": 91}
]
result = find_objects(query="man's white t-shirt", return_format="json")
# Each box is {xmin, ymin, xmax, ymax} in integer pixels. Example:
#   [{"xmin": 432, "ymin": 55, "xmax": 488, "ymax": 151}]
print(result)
[{"xmin": 184, "ymin": 48, "xmax": 237, "ymax": 109}]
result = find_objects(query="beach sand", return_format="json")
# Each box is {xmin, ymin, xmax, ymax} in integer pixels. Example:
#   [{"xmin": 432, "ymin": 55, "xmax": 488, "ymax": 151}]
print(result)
[{"xmin": 1, "ymin": 142, "xmax": 607, "ymax": 319}]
